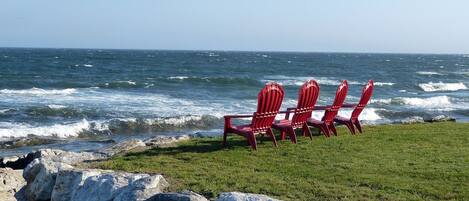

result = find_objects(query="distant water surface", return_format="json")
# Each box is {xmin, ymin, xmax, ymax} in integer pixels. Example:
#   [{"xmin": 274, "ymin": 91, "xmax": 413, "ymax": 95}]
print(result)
[{"xmin": 0, "ymin": 48, "xmax": 468, "ymax": 156}]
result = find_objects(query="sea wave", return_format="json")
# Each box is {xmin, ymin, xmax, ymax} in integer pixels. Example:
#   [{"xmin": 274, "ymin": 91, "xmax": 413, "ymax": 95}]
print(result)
[
  {"xmin": 261, "ymin": 75, "xmax": 366, "ymax": 86},
  {"xmin": 309, "ymin": 107, "xmax": 383, "ymax": 121},
  {"xmin": 418, "ymin": 82, "xmax": 467, "ymax": 92},
  {"xmin": 0, "ymin": 115, "xmax": 222, "ymax": 139},
  {"xmin": 416, "ymin": 71, "xmax": 443, "ymax": 75},
  {"xmin": 374, "ymin": 82, "xmax": 395, "ymax": 86},
  {"xmin": 0, "ymin": 120, "xmax": 97, "ymax": 138},
  {"xmin": 373, "ymin": 96, "xmax": 452, "ymax": 108},
  {"xmin": 0, "ymin": 88, "xmax": 77, "ymax": 95}
]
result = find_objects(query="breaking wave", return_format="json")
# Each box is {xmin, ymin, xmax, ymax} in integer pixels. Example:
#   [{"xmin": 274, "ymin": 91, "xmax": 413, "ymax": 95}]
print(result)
[
  {"xmin": 416, "ymin": 71, "xmax": 444, "ymax": 75},
  {"xmin": 0, "ymin": 115, "xmax": 222, "ymax": 139},
  {"xmin": 372, "ymin": 96, "xmax": 453, "ymax": 109},
  {"xmin": 261, "ymin": 75, "xmax": 366, "ymax": 86},
  {"xmin": 0, "ymin": 88, "xmax": 77, "ymax": 96},
  {"xmin": 418, "ymin": 82, "xmax": 467, "ymax": 92}
]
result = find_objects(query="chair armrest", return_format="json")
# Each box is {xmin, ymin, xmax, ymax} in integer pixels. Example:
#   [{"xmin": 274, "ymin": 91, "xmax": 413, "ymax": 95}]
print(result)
[
  {"xmin": 278, "ymin": 107, "xmax": 296, "ymax": 119},
  {"xmin": 223, "ymin": 114, "xmax": 254, "ymax": 118},
  {"xmin": 341, "ymin": 103, "xmax": 357, "ymax": 108},
  {"xmin": 224, "ymin": 114, "xmax": 254, "ymax": 130},
  {"xmin": 314, "ymin": 105, "xmax": 329, "ymax": 110}
]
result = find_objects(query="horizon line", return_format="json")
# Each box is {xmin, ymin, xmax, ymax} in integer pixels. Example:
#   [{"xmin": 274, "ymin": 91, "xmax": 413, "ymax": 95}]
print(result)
[{"xmin": 0, "ymin": 46, "xmax": 467, "ymax": 56}]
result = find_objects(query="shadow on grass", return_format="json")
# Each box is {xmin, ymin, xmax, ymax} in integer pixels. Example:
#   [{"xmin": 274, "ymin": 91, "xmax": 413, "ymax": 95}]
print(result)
[{"xmin": 124, "ymin": 135, "xmax": 283, "ymax": 158}]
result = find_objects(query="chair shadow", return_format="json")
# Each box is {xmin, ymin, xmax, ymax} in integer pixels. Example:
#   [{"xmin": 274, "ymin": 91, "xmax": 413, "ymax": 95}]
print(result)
[{"xmin": 124, "ymin": 135, "xmax": 279, "ymax": 158}]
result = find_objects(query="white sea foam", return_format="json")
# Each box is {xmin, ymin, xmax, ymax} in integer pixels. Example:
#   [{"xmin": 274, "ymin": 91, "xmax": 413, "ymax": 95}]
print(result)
[
  {"xmin": 416, "ymin": 71, "xmax": 443, "ymax": 75},
  {"xmin": 0, "ymin": 119, "xmax": 93, "ymax": 138},
  {"xmin": 116, "ymin": 80, "xmax": 136, "ymax": 85},
  {"xmin": 83, "ymin": 64, "xmax": 93, "ymax": 67},
  {"xmin": 418, "ymin": 82, "xmax": 467, "ymax": 92},
  {"xmin": 400, "ymin": 96, "xmax": 452, "ymax": 108},
  {"xmin": 168, "ymin": 76, "xmax": 189, "ymax": 80},
  {"xmin": 374, "ymin": 82, "xmax": 395, "ymax": 86},
  {"xmin": 0, "ymin": 88, "xmax": 77, "ymax": 96},
  {"xmin": 47, "ymin": 104, "xmax": 68, "ymax": 109},
  {"xmin": 308, "ymin": 108, "xmax": 383, "ymax": 121},
  {"xmin": 262, "ymin": 75, "xmax": 363, "ymax": 86}
]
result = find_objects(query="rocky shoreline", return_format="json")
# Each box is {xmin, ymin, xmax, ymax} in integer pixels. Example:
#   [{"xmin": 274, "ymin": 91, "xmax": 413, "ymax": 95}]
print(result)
[{"xmin": 0, "ymin": 134, "xmax": 280, "ymax": 201}]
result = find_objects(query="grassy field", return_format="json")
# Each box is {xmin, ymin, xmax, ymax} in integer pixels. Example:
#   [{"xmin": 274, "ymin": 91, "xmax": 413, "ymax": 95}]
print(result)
[{"xmin": 92, "ymin": 122, "xmax": 469, "ymax": 201}]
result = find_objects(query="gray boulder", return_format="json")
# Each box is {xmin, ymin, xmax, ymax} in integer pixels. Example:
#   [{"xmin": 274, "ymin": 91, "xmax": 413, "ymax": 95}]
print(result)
[
  {"xmin": 51, "ymin": 168, "xmax": 110, "ymax": 201},
  {"xmin": 145, "ymin": 191, "xmax": 208, "ymax": 201},
  {"xmin": 99, "ymin": 139, "xmax": 147, "ymax": 156},
  {"xmin": 71, "ymin": 172, "xmax": 168, "ymax": 201},
  {"xmin": 0, "ymin": 168, "xmax": 26, "ymax": 201},
  {"xmin": 23, "ymin": 158, "xmax": 73, "ymax": 201},
  {"xmin": 1, "ymin": 149, "xmax": 107, "ymax": 170},
  {"xmin": 424, "ymin": 115, "xmax": 456, "ymax": 122},
  {"xmin": 144, "ymin": 135, "xmax": 191, "ymax": 147},
  {"xmin": 216, "ymin": 192, "xmax": 281, "ymax": 201}
]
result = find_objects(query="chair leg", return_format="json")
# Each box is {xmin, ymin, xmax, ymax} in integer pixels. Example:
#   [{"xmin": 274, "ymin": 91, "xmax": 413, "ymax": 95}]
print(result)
[
  {"xmin": 344, "ymin": 121, "xmax": 356, "ymax": 135},
  {"xmin": 247, "ymin": 133, "xmax": 257, "ymax": 150},
  {"xmin": 354, "ymin": 121, "xmax": 363, "ymax": 133},
  {"xmin": 266, "ymin": 129, "xmax": 278, "ymax": 147},
  {"xmin": 281, "ymin": 131, "xmax": 286, "ymax": 140},
  {"xmin": 329, "ymin": 124, "xmax": 338, "ymax": 136},
  {"xmin": 302, "ymin": 124, "xmax": 313, "ymax": 140},
  {"xmin": 223, "ymin": 130, "xmax": 228, "ymax": 146},
  {"xmin": 319, "ymin": 124, "xmax": 330, "ymax": 137},
  {"xmin": 287, "ymin": 127, "xmax": 297, "ymax": 144}
]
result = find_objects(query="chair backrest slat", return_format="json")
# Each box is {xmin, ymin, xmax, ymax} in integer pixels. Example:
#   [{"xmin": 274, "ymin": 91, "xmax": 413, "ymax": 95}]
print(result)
[
  {"xmin": 291, "ymin": 80, "xmax": 320, "ymax": 126},
  {"xmin": 251, "ymin": 83, "xmax": 284, "ymax": 132},
  {"xmin": 323, "ymin": 80, "xmax": 349, "ymax": 123},
  {"xmin": 351, "ymin": 80, "xmax": 374, "ymax": 120}
]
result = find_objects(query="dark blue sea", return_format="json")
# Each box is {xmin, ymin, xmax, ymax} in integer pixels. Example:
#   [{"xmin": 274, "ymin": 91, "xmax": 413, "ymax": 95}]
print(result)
[{"xmin": 1, "ymin": 48, "xmax": 468, "ymax": 156}]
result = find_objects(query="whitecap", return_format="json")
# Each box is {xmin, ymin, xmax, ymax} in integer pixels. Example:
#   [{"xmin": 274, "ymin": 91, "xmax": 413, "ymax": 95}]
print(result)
[
  {"xmin": 0, "ymin": 88, "xmax": 77, "ymax": 96},
  {"xmin": 262, "ymin": 75, "xmax": 359, "ymax": 86},
  {"xmin": 418, "ymin": 82, "xmax": 467, "ymax": 92},
  {"xmin": 83, "ymin": 64, "xmax": 93, "ymax": 67},
  {"xmin": 47, "ymin": 104, "xmax": 68, "ymax": 109},
  {"xmin": 0, "ymin": 119, "xmax": 93, "ymax": 138},
  {"xmin": 168, "ymin": 76, "xmax": 189, "ymax": 80},
  {"xmin": 399, "ymin": 96, "xmax": 452, "ymax": 108},
  {"xmin": 374, "ymin": 82, "xmax": 395, "ymax": 86},
  {"xmin": 416, "ymin": 71, "xmax": 443, "ymax": 75}
]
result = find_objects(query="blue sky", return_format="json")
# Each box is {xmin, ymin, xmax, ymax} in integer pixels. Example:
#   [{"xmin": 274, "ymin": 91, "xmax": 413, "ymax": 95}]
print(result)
[{"xmin": 1, "ymin": 0, "xmax": 468, "ymax": 53}]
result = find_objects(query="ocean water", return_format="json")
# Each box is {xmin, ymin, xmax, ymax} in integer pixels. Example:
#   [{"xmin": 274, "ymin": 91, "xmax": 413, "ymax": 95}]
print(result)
[{"xmin": 0, "ymin": 48, "xmax": 468, "ymax": 155}]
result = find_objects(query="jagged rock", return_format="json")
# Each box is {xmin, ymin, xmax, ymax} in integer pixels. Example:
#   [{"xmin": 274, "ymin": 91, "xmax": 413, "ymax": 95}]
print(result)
[
  {"xmin": 145, "ymin": 191, "xmax": 208, "ymax": 201},
  {"xmin": 71, "ymin": 172, "xmax": 168, "ymax": 201},
  {"xmin": 144, "ymin": 135, "xmax": 191, "ymax": 147},
  {"xmin": 23, "ymin": 158, "xmax": 73, "ymax": 201},
  {"xmin": 113, "ymin": 174, "xmax": 170, "ymax": 201},
  {"xmin": 399, "ymin": 116, "xmax": 425, "ymax": 124},
  {"xmin": 424, "ymin": 115, "xmax": 456, "ymax": 123},
  {"xmin": 51, "ymin": 168, "xmax": 109, "ymax": 201},
  {"xmin": 0, "ymin": 168, "xmax": 26, "ymax": 201},
  {"xmin": 99, "ymin": 139, "xmax": 147, "ymax": 156},
  {"xmin": 216, "ymin": 192, "xmax": 281, "ymax": 201},
  {"xmin": 1, "ymin": 149, "xmax": 107, "ymax": 170}
]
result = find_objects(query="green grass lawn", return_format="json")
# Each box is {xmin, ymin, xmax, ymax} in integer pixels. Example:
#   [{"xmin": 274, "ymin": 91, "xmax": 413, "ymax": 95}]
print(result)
[{"xmin": 92, "ymin": 122, "xmax": 469, "ymax": 201}]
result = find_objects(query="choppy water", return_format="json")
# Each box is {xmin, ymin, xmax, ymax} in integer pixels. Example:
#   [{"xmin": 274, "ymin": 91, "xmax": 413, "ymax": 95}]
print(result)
[{"xmin": 0, "ymin": 48, "xmax": 468, "ymax": 155}]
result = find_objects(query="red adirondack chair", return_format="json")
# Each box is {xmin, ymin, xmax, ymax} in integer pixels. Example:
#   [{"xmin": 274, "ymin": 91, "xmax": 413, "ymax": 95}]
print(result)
[
  {"xmin": 272, "ymin": 80, "xmax": 320, "ymax": 142},
  {"xmin": 223, "ymin": 83, "xmax": 285, "ymax": 150},
  {"xmin": 307, "ymin": 80, "xmax": 348, "ymax": 137},
  {"xmin": 334, "ymin": 80, "xmax": 374, "ymax": 134}
]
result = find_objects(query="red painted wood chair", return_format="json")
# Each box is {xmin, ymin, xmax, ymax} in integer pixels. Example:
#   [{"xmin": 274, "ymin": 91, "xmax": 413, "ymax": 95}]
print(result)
[
  {"xmin": 307, "ymin": 80, "xmax": 348, "ymax": 137},
  {"xmin": 272, "ymin": 80, "xmax": 320, "ymax": 142},
  {"xmin": 334, "ymin": 80, "xmax": 374, "ymax": 134},
  {"xmin": 223, "ymin": 83, "xmax": 285, "ymax": 150}
]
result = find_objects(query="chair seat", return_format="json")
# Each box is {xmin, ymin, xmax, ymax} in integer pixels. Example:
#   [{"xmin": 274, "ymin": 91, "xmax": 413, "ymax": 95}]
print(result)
[
  {"xmin": 307, "ymin": 118, "xmax": 323, "ymax": 125},
  {"xmin": 272, "ymin": 119, "xmax": 292, "ymax": 129},
  {"xmin": 334, "ymin": 115, "xmax": 350, "ymax": 122},
  {"xmin": 232, "ymin": 124, "xmax": 253, "ymax": 132}
]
